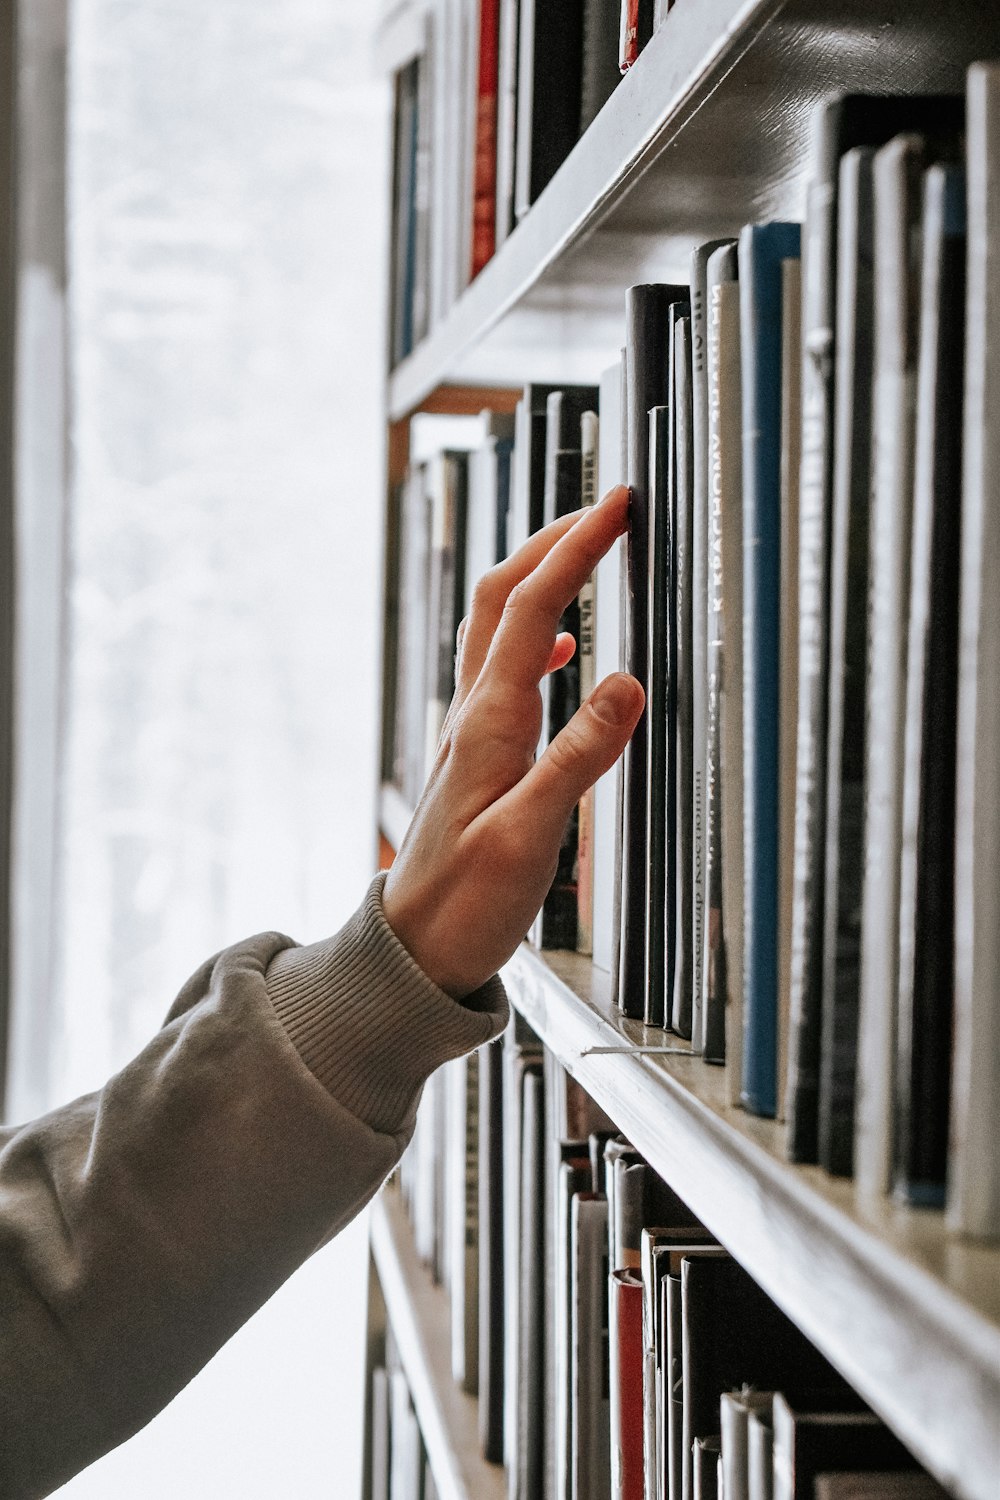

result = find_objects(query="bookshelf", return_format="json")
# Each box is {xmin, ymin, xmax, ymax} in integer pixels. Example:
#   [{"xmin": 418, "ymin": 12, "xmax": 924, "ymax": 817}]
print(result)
[{"xmin": 369, "ymin": 3, "xmax": 1000, "ymax": 1500}]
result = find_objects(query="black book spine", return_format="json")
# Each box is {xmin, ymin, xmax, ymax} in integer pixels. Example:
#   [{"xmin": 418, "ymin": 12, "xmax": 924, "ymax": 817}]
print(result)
[
  {"xmin": 514, "ymin": 0, "xmax": 585, "ymax": 218},
  {"xmin": 672, "ymin": 316, "xmax": 695, "ymax": 1038},
  {"xmin": 620, "ymin": 284, "xmax": 686, "ymax": 1018},
  {"xmin": 894, "ymin": 162, "xmax": 965, "ymax": 1206},
  {"xmin": 818, "ymin": 146, "xmax": 876, "ymax": 1176}
]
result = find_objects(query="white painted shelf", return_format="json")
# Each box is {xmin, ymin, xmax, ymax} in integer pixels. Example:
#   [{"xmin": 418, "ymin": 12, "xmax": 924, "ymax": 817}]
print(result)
[
  {"xmin": 370, "ymin": 1186, "xmax": 506, "ymax": 1500},
  {"xmin": 501, "ymin": 944, "xmax": 1000, "ymax": 1500},
  {"xmin": 388, "ymin": 0, "xmax": 1000, "ymax": 417}
]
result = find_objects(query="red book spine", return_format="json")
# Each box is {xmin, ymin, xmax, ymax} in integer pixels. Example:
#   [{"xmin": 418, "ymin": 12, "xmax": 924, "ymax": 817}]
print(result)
[
  {"xmin": 619, "ymin": 0, "xmax": 640, "ymax": 72},
  {"xmin": 610, "ymin": 1269, "xmax": 645, "ymax": 1500},
  {"xmin": 470, "ymin": 0, "xmax": 500, "ymax": 278}
]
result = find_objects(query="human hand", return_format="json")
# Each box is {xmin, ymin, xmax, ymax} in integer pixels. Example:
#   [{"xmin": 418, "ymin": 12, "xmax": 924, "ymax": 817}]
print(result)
[{"xmin": 382, "ymin": 484, "xmax": 644, "ymax": 999}]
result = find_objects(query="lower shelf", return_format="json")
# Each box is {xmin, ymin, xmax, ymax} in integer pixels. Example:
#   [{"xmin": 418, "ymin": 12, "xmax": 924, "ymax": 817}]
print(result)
[
  {"xmin": 369, "ymin": 1185, "xmax": 505, "ymax": 1500},
  {"xmin": 502, "ymin": 942, "xmax": 1000, "ymax": 1500}
]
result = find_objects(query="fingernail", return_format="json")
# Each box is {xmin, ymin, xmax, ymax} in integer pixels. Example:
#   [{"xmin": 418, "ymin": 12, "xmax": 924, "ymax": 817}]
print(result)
[{"xmin": 592, "ymin": 674, "xmax": 643, "ymax": 727}]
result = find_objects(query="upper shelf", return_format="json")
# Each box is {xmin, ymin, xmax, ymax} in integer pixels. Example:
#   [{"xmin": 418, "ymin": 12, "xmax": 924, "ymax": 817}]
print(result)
[
  {"xmin": 388, "ymin": 0, "xmax": 1000, "ymax": 418},
  {"xmin": 501, "ymin": 944, "xmax": 1000, "ymax": 1500}
]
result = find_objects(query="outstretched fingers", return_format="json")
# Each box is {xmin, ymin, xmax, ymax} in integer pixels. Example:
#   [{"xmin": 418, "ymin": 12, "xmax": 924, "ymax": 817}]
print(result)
[
  {"xmin": 456, "ymin": 485, "xmax": 629, "ymax": 705},
  {"xmin": 493, "ymin": 672, "xmax": 645, "ymax": 842}
]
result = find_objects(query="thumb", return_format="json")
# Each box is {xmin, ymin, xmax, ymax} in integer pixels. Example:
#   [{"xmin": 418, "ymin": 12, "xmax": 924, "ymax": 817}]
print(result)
[{"xmin": 507, "ymin": 673, "xmax": 645, "ymax": 837}]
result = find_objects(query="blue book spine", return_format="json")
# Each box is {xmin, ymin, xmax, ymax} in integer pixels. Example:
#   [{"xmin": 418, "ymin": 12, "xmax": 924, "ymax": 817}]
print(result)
[{"xmin": 739, "ymin": 221, "xmax": 802, "ymax": 1116}]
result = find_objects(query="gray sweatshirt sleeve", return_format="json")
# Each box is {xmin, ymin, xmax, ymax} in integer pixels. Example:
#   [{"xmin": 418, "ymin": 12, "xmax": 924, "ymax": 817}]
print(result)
[{"xmin": 0, "ymin": 871, "xmax": 508, "ymax": 1499}]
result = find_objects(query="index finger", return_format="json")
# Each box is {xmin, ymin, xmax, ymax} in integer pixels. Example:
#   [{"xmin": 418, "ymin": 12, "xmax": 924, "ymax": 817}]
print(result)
[{"xmin": 482, "ymin": 485, "xmax": 629, "ymax": 694}]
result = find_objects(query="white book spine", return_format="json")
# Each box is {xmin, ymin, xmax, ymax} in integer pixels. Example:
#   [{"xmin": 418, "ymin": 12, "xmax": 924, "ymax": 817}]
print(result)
[{"xmin": 949, "ymin": 62, "xmax": 1000, "ymax": 1239}]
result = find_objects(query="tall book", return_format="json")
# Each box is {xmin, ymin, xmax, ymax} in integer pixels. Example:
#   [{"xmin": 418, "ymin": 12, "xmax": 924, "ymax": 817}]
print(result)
[
  {"xmin": 515, "ymin": 1065, "xmax": 546, "ymax": 1500},
  {"xmin": 610, "ymin": 1268, "xmax": 645, "ymax": 1500},
  {"xmin": 594, "ymin": 360, "xmax": 626, "ymax": 973},
  {"xmin": 470, "ymin": 0, "xmax": 501, "ymax": 279},
  {"xmin": 620, "ymin": 285, "xmax": 686, "ymax": 1018},
  {"xmin": 739, "ymin": 221, "xmax": 802, "ymax": 1119},
  {"xmin": 535, "ymin": 389, "xmax": 596, "ymax": 948},
  {"xmin": 446, "ymin": 1053, "xmax": 479, "ymax": 1392},
  {"xmin": 672, "ymin": 315, "xmax": 695, "ymax": 1037},
  {"xmin": 513, "ymin": 0, "xmax": 585, "ymax": 220},
  {"xmin": 703, "ymin": 245, "xmax": 739, "ymax": 1065},
  {"xmin": 423, "ymin": 450, "xmax": 468, "ymax": 781},
  {"xmin": 570, "ymin": 1192, "xmax": 612, "ymax": 1500},
  {"xmin": 503, "ymin": 1016, "xmax": 544, "ymax": 1489},
  {"xmin": 645, "ymin": 404, "xmax": 671, "ymax": 1028},
  {"xmin": 479, "ymin": 1037, "xmax": 505, "ymax": 1462},
  {"xmin": 855, "ymin": 132, "xmax": 931, "ymax": 1198},
  {"xmin": 720, "ymin": 1389, "xmax": 775, "ymax": 1500},
  {"xmin": 577, "ymin": 408, "xmax": 601, "ymax": 956},
  {"xmin": 494, "ymin": 0, "xmax": 520, "ymax": 248},
  {"xmin": 818, "ymin": 146, "xmax": 875, "ymax": 1175},
  {"xmin": 785, "ymin": 92, "xmax": 964, "ymax": 1161},
  {"xmin": 747, "ymin": 1408, "xmax": 773, "ymax": 1500},
  {"xmin": 690, "ymin": 240, "xmax": 735, "ymax": 1048},
  {"xmin": 580, "ymin": 0, "xmax": 620, "ymax": 132},
  {"xmin": 776, "ymin": 254, "xmax": 802, "ymax": 1122},
  {"xmin": 894, "ymin": 162, "xmax": 965, "ymax": 1208},
  {"xmin": 949, "ymin": 61, "xmax": 1000, "ymax": 1240}
]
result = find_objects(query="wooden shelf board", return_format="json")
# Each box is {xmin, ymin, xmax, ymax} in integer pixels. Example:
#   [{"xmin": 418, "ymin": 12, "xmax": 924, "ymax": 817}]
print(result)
[
  {"xmin": 388, "ymin": 0, "xmax": 1000, "ymax": 416},
  {"xmin": 503, "ymin": 944, "xmax": 1000, "ymax": 1500},
  {"xmin": 370, "ymin": 1187, "xmax": 506, "ymax": 1500}
]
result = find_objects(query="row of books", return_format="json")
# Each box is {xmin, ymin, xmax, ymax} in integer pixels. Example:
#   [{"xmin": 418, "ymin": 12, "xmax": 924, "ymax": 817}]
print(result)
[
  {"xmin": 387, "ymin": 0, "xmax": 677, "ymax": 366},
  {"xmin": 385, "ymin": 1023, "xmax": 948, "ymax": 1500},
  {"xmin": 383, "ymin": 67, "xmax": 1000, "ymax": 1240},
  {"xmin": 600, "ymin": 69, "xmax": 1000, "ymax": 1238}
]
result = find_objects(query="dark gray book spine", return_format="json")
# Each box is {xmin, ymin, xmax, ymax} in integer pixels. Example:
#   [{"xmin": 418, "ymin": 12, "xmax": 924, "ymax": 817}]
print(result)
[
  {"xmin": 818, "ymin": 146, "xmax": 876, "ymax": 1176},
  {"xmin": 479, "ymin": 1037, "xmax": 505, "ymax": 1462},
  {"xmin": 894, "ymin": 161, "xmax": 965, "ymax": 1207},
  {"xmin": 672, "ymin": 315, "xmax": 695, "ymax": 1037},
  {"xmin": 619, "ymin": 285, "xmax": 685, "ymax": 1018}
]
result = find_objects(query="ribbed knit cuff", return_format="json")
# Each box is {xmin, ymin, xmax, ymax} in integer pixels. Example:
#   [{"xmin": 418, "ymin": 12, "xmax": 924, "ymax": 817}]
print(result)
[{"xmin": 265, "ymin": 872, "xmax": 509, "ymax": 1136}]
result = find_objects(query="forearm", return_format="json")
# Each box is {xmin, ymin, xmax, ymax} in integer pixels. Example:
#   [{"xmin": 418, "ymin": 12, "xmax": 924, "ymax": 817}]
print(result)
[{"xmin": 0, "ymin": 874, "xmax": 507, "ymax": 1499}]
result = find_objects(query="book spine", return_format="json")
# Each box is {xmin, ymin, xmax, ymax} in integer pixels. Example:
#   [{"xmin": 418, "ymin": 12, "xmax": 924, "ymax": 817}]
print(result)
[
  {"xmin": 578, "ymin": 409, "xmax": 600, "ymax": 956},
  {"xmin": 571, "ymin": 1193, "xmax": 611, "ymax": 1500},
  {"xmin": 515, "ymin": 0, "xmax": 584, "ymax": 218},
  {"xmin": 894, "ymin": 162, "xmax": 965, "ymax": 1207},
  {"xmin": 494, "ymin": 0, "xmax": 520, "ymax": 249},
  {"xmin": 515, "ymin": 1066, "xmax": 546, "ymax": 1500},
  {"xmin": 855, "ymin": 134, "xmax": 926, "ymax": 1196},
  {"xmin": 470, "ymin": 0, "xmax": 501, "ymax": 279},
  {"xmin": 689, "ymin": 240, "xmax": 733, "ymax": 1047},
  {"xmin": 949, "ymin": 61, "xmax": 1000, "ymax": 1240},
  {"xmin": 776, "ymin": 255, "xmax": 802, "ymax": 1123},
  {"xmin": 703, "ymin": 246, "xmax": 739, "ymax": 1064},
  {"xmin": 619, "ymin": 286, "xmax": 681, "ymax": 1017},
  {"xmin": 739, "ymin": 222, "xmax": 801, "ymax": 1118},
  {"xmin": 478, "ymin": 1037, "xmax": 505, "ymax": 1462},
  {"xmin": 594, "ymin": 361, "xmax": 626, "ymax": 974},
  {"xmin": 785, "ymin": 159, "xmax": 838, "ymax": 1159},
  {"xmin": 717, "ymin": 270, "xmax": 745, "ymax": 1098},
  {"xmin": 645, "ymin": 404, "xmax": 672, "ymax": 1027},
  {"xmin": 618, "ymin": 0, "xmax": 653, "ymax": 71},
  {"xmin": 609, "ymin": 1269, "xmax": 645, "ymax": 1500},
  {"xmin": 819, "ymin": 147, "xmax": 875, "ymax": 1175},
  {"xmin": 579, "ymin": 0, "xmax": 620, "ymax": 134},
  {"xmin": 672, "ymin": 315, "xmax": 695, "ymax": 1036}
]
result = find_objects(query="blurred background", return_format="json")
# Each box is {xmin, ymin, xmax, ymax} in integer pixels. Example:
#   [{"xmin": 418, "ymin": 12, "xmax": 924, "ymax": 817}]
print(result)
[{"xmin": 7, "ymin": 0, "xmax": 388, "ymax": 1493}]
